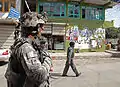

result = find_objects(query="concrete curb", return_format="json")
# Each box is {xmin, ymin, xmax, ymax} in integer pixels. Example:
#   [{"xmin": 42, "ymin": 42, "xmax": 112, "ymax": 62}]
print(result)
[
  {"xmin": 49, "ymin": 52, "xmax": 115, "ymax": 60},
  {"xmin": 105, "ymin": 50, "xmax": 120, "ymax": 57}
]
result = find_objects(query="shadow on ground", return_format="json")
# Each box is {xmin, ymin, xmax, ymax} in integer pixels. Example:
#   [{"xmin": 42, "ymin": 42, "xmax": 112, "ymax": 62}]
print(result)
[
  {"xmin": 0, "ymin": 61, "xmax": 8, "ymax": 66},
  {"xmin": 50, "ymin": 72, "xmax": 76, "ymax": 78}
]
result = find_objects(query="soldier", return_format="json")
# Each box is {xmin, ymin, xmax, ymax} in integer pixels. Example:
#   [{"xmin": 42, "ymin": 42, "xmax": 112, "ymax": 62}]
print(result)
[
  {"xmin": 38, "ymin": 36, "xmax": 53, "ymax": 71},
  {"xmin": 62, "ymin": 42, "xmax": 81, "ymax": 77},
  {"xmin": 5, "ymin": 12, "xmax": 52, "ymax": 87},
  {"xmin": 34, "ymin": 36, "xmax": 50, "ymax": 64}
]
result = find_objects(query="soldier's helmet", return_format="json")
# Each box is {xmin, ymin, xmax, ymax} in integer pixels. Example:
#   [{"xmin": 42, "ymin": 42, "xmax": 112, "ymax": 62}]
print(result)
[
  {"xmin": 19, "ymin": 12, "xmax": 48, "ymax": 37},
  {"xmin": 20, "ymin": 12, "xmax": 47, "ymax": 27}
]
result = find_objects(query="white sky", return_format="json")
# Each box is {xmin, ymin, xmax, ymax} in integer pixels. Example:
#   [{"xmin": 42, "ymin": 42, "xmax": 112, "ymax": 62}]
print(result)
[{"xmin": 105, "ymin": 4, "xmax": 120, "ymax": 27}]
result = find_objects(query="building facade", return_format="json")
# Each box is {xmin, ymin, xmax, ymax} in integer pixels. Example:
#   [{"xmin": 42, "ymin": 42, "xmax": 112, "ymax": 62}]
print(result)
[
  {"xmin": 20, "ymin": 0, "xmax": 117, "ymax": 51},
  {"xmin": 0, "ymin": 0, "xmax": 117, "ymax": 51},
  {"xmin": 0, "ymin": 0, "xmax": 16, "ymax": 49},
  {"xmin": 0, "ymin": 0, "xmax": 16, "ymax": 13}
]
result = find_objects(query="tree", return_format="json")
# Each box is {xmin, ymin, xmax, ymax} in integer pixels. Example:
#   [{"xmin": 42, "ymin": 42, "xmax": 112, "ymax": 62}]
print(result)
[{"xmin": 105, "ymin": 27, "xmax": 120, "ymax": 39}]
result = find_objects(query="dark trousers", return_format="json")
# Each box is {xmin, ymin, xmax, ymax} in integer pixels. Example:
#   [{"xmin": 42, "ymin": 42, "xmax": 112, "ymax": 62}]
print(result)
[{"xmin": 63, "ymin": 59, "xmax": 79, "ymax": 75}]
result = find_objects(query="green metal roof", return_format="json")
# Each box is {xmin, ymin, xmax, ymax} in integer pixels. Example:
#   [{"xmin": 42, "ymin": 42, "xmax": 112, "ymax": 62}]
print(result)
[{"xmin": 69, "ymin": 0, "xmax": 118, "ymax": 7}]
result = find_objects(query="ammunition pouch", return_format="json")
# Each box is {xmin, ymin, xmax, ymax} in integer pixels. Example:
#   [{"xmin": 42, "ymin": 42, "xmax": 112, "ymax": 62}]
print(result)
[{"xmin": 5, "ymin": 68, "xmax": 21, "ymax": 86}]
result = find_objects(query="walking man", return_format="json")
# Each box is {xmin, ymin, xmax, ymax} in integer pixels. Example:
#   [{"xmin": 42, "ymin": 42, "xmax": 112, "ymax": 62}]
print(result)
[{"xmin": 62, "ymin": 42, "xmax": 81, "ymax": 77}]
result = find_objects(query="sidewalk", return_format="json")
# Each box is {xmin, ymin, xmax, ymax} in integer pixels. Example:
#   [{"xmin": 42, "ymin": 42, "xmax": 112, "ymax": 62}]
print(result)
[
  {"xmin": 49, "ymin": 50, "xmax": 120, "ymax": 60},
  {"xmin": 105, "ymin": 49, "xmax": 120, "ymax": 57}
]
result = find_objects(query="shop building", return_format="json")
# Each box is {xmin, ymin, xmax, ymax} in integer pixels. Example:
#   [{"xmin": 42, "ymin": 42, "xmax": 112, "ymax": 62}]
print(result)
[
  {"xmin": 0, "ymin": 0, "xmax": 16, "ymax": 48},
  {"xmin": 0, "ymin": 0, "xmax": 118, "ymax": 51},
  {"xmin": 20, "ymin": 0, "xmax": 118, "ymax": 51}
]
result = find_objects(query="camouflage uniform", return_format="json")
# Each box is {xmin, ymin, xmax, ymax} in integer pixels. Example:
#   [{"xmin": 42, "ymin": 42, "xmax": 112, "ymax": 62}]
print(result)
[{"xmin": 5, "ymin": 12, "xmax": 52, "ymax": 87}]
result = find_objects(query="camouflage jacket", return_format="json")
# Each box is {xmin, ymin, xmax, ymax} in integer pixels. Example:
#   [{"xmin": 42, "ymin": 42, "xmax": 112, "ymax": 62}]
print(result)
[{"xmin": 5, "ymin": 38, "xmax": 52, "ymax": 87}]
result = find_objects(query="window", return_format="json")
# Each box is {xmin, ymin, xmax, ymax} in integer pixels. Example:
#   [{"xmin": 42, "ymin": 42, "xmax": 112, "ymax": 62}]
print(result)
[
  {"xmin": 10, "ymin": 0, "xmax": 16, "ymax": 8},
  {"xmin": 82, "ymin": 6, "xmax": 85, "ymax": 19},
  {"xmin": 68, "ymin": 4, "xmax": 80, "ymax": 18},
  {"xmin": 0, "ymin": 1, "xmax": 3, "ymax": 11},
  {"xmin": 81, "ymin": 6, "xmax": 104, "ymax": 20},
  {"xmin": 4, "ymin": 2, "xmax": 9, "ymax": 12},
  {"xmin": 39, "ymin": 2, "xmax": 66, "ymax": 17},
  {"xmin": 39, "ymin": 3, "xmax": 51, "ymax": 16},
  {"xmin": 0, "ymin": 0, "xmax": 16, "ymax": 12}
]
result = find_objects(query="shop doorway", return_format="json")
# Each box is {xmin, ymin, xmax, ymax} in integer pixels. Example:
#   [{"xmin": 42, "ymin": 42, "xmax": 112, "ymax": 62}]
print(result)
[{"xmin": 42, "ymin": 34, "xmax": 64, "ymax": 50}]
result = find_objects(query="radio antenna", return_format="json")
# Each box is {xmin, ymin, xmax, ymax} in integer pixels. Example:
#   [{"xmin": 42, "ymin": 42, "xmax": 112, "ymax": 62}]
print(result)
[{"xmin": 25, "ymin": 0, "xmax": 31, "ymax": 12}]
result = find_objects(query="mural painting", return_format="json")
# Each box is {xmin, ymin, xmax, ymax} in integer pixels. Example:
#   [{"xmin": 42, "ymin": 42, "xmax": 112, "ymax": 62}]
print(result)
[{"xmin": 66, "ymin": 25, "xmax": 105, "ymax": 51}]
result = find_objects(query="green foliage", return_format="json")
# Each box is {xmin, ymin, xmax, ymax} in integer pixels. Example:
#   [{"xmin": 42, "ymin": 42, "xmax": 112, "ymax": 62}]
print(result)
[
  {"xmin": 66, "ymin": 40, "xmax": 70, "ymax": 51},
  {"xmin": 105, "ymin": 27, "xmax": 120, "ymax": 39}
]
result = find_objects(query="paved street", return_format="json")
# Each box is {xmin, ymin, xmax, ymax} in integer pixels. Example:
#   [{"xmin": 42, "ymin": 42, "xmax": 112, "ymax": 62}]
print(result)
[
  {"xmin": 0, "ymin": 57, "xmax": 120, "ymax": 87},
  {"xmin": 50, "ymin": 58, "xmax": 120, "ymax": 87},
  {"xmin": 0, "ymin": 62, "xmax": 8, "ymax": 87}
]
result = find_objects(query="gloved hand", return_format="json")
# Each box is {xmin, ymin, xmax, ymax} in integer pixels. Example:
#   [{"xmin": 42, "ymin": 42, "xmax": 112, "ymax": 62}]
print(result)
[{"xmin": 42, "ymin": 56, "xmax": 52, "ymax": 72}]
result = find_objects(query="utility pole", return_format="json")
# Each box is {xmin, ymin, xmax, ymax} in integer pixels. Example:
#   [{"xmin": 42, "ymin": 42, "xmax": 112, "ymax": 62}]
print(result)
[{"xmin": 16, "ymin": 0, "xmax": 21, "ymax": 14}]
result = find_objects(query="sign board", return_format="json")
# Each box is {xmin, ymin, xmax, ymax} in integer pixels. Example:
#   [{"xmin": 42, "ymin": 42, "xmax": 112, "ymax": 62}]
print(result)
[
  {"xmin": 42, "ymin": 25, "xmax": 65, "ymax": 35},
  {"xmin": 8, "ymin": 7, "xmax": 20, "ymax": 19},
  {"xmin": 53, "ymin": 26, "xmax": 65, "ymax": 35},
  {"xmin": 42, "ymin": 25, "xmax": 51, "ymax": 34}
]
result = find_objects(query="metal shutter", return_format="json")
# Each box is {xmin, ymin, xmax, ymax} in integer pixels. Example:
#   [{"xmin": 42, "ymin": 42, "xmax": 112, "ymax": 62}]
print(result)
[{"xmin": 0, "ymin": 24, "xmax": 15, "ymax": 49}]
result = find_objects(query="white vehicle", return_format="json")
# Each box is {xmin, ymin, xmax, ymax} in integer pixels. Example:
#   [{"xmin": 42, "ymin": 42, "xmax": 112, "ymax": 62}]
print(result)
[{"xmin": 0, "ymin": 48, "xmax": 10, "ymax": 62}]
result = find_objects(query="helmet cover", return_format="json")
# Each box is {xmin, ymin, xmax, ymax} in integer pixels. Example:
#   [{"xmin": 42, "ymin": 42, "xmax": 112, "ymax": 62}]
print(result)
[{"xmin": 20, "ymin": 12, "xmax": 48, "ymax": 27}]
